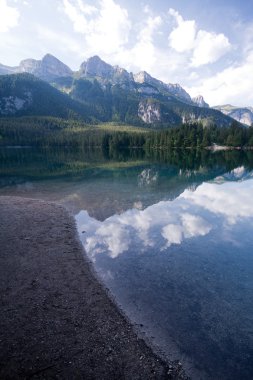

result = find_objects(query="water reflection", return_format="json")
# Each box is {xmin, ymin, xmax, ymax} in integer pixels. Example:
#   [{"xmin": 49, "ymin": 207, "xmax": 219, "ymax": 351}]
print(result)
[
  {"xmin": 213, "ymin": 166, "xmax": 253, "ymax": 183},
  {"xmin": 76, "ymin": 194, "xmax": 212, "ymax": 259},
  {"xmin": 138, "ymin": 168, "xmax": 159, "ymax": 186},
  {"xmin": 76, "ymin": 170, "xmax": 253, "ymax": 380},
  {"xmin": 1, "ymin": 148, "xmax": 253, "ymax": 378},
  {"xmin": 3, "ymin": 148, "xmax": 252, "ymax": 220},
  {"xmin": 77, "ymin": 175, "xmax": 253, "ymax": 258}
]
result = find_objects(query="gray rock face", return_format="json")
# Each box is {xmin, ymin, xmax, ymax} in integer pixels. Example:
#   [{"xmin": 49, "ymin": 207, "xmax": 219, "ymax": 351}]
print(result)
[
  {"xmin": 229, "ymin": 109, "xmax": 253, "ymax": 126},
  {"xmin": 79, "ymin": 56, "xmax": 134, "ymax": 87},
  {"xmin": 137, "ymin": 85, "xmax": 159, "ymax": 95},
  {"xmin": 19, "ymin": 58, "xmax": 40, "ymax": 73},
  {"xmin": 1, "ymin": 54, "xmax": 72, "ymax": 82},
  {"xmin": 138, "ymin": 100, "xmax": 161, "ymax": 123},
  {"xmin": 165, "ymin": 83, "xmax": 192, "ymax": 103},
  {"xmin": 134, "ymin": 71, "xmax": 192, "ymax": 103},
  {"xmin": 80, "ymin": 55, "xmax": 114, "ymax": 78},
  {"xmin": 182, "ymin": 113, "xmax": 202, "ymax": 124},
  {"xmin": 213, "ymin": 105, "xmax": 253, "ymax": 126},
  {"xmin": 112, "ymin": 65, "xmax": 134, "ymax": 85},
  {"xmin": 134, "ymin": 71, "xmax": 165, "ymax": 93},
  {"xmin": 192, "ymin": 95, "xmax": 209, "ymax": 108},
  {"xmin": 133, "ymin": 71, "xmax": 155, "ymax": 84},
  {"xmin": 40, "ymin": 54, "xmax": 73, "ymax": 80},
  {"xmin": 20, "ymin": 54, "xmax": 73, "ymax": 81}
]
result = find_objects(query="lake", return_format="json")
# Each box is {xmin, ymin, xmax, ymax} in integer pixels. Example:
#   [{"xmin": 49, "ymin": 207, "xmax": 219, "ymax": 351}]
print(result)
[{"xmin": 1, "ymin": 147, "xmax": 253, "ymax": 379}]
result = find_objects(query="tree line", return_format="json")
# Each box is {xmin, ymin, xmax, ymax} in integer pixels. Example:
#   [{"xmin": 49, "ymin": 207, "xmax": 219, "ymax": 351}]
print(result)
[{"xmin": 1, "ymin": 117, "xmax": 253, "ymax": 149}]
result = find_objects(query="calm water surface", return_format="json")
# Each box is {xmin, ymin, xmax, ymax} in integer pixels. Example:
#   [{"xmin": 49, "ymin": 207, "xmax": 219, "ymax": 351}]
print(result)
[{"xmin": 1, "ymin": 147, "xmax": 253, "ymax": 379}]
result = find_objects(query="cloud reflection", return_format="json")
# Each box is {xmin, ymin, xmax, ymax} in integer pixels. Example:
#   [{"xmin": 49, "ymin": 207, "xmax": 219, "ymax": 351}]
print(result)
[
  {"xmin": 76, "ymin": 178, "xmax": 253, "ymax": 259},
  {"xmin": 181, "ymin": 180, "xmax": 253, "ymax": 225}
]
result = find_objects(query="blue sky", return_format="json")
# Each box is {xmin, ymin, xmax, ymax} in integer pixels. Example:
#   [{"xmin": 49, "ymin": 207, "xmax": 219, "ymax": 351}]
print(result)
[{"xmin": 0, "ymin": 0, "xmax": 252, "ymax": 106}]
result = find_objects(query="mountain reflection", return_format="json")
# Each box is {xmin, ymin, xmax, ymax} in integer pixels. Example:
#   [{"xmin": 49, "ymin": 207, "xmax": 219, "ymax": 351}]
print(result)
[{"xmin": 76, "ymin": 173, "xmax": 253, "ymax": 259}]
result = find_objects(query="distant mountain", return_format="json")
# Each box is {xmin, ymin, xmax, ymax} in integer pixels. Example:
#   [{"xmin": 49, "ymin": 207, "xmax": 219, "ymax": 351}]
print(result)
[
  {"xmin": 52, "ymin": 76, "xmax": 233, "ymax": 127},
  {"xmin": 192, "ymin": 95, "xmax": 209, "ymax": 108},
  {"xmin": 0, "ymin": 63, "xmax": 17, "ymax": 75},
  {"xmin": 53, "ymin": 56, "xmax": 234, "ymax": 127},
  {"xmin": 0, "ymin": 54, "xmax": 72, "ymax": 81},
  {"xmin": 0, "ymin": 54, "xmax": 236, "ymax": 128},
  {"xmin": 0, "ymin": 73, "xmax": 91, "ymax": 120},
  {"xmin": 213, "ymin": 105, "xmax": 253, "ymax": 126},
  {"xmin": 77, "ymin": 56, "xmax": 193, "ymax": 104},
  {"xmin": 1, "ymin": 54, "xmax": 193, "ymax": 103}
]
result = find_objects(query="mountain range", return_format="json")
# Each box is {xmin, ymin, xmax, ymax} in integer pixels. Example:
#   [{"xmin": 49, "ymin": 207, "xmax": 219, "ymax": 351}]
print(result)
[
  {"xmin": 213, "ymin": 105, "xmax": 253, "ymax": 127},
  {"xmin": 0, "ymin": 53, "xmax": 249, "ymax": 127}
]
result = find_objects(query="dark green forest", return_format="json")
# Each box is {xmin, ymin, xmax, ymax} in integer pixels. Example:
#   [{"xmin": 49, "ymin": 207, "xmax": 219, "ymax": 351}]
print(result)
[{"xmin": 0, "ymin": 116, "xmax": 253, "ymax": 150}]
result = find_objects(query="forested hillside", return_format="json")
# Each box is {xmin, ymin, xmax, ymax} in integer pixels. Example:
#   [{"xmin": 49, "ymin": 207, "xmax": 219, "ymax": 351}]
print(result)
[
  {"xmin": 0, "ymin": 72, "xmax": 234, "ymax": 128},
  {"xmin": 0, "ymin": 74, "xmax": 92, "ymax": 121}
]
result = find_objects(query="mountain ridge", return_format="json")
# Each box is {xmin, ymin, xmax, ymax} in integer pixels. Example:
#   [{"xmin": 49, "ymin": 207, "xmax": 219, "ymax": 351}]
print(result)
[
  {"xmin": 2, "ymin": 53, "xmax": 252, "ymax": 127},
  {"xmin": 0, "ymin": 54, "xmax": 73, "ymax": 81},
  {"xmin": 0, "ymin": 54, "xmax": 241, "ymax": 128},
  {"xmin": 213, "ymin": 104, "xmax": 253, "ymax": 126},
  {"xmin": 0, "ymin": 54, "xmax": 200, "ymax": 105}
]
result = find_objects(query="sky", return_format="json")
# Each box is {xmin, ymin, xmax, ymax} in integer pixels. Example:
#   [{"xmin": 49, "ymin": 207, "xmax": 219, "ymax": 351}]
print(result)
[{"xmin": 0, "ymin": 0, "xmax": 253, "ymax": 106}]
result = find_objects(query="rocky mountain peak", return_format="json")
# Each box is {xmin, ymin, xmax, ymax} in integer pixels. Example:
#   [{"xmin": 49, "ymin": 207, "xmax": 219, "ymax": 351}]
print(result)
[
  {"xmin": 40, "ymin": 54, "xmax": 72, "ymax": 78},
  {"xmin": 42, "ymin": 53, "xmax": 58, "ymax": 61},
  {"xmin": 19, "ymin": 58, "xmax": 40, "ymax": 73},
  {"xmin": 213, "ymin": 104, "xmax": 253, "ymax": 126},
  {"xmin": 81, "ymin": 55, "xmax": 114, "ymax": 78},
  {"xmin": 1, "ymin": 54, "xmax": 229, "ymax": 114},
  {"xmin": 18, "ymin": 54, "xmax": 72, "ymax": 81},
  {"xmin": 166, "ymin": 83, "xmax": 192, "ymax": 103},
  {"xmin": 133, "ymin": 71, "xmax": 153, "ymax": 84},
  {"xmin": 192, "ymin": 95, "xmax": 209, "ymax": 108}
]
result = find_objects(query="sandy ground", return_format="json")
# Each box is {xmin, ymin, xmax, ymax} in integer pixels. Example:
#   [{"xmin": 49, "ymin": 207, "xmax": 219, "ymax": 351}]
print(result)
[{"xmin": 0, "ymin": 196, "xmax": 187, "ymax": 379}]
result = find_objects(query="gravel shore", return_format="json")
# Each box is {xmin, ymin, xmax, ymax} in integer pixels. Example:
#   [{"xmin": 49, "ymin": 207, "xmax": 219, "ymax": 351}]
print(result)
[{"xmin": 0, "ymin": 196, "xmax": 187, "ymax": 380}]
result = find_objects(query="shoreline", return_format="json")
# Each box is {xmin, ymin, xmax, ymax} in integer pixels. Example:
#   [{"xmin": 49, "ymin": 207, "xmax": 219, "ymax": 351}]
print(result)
[{"xmin": 0, "ymin": 196, "xmax": 187, "ymax": 379}]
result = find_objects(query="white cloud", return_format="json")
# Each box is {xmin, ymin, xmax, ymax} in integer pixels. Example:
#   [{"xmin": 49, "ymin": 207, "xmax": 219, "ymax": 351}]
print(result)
[
  {"xmin": 191, "ymin": 30, "xmax": 231, "ymax": 67},
  {"xmin": 168, "ymin": 8, "xmax": 231, "ymax": 67},
  {"xmin": 0, "ymin": 0, "xmax": 19, "ymax": 32},
  {"xmin": 130, "ymin": 15, "xmax": 162, "ymax": 70},
  {"xmin": 115, "ymin": 15, "xmax": 162, "ymax": 73},
  {"xmin": 168, "ymin": 8, "xmax": 196, "ymax": 53},
  {"xmin": 144, "ymin": 4, "xmax": 151, "ymax": 14},
  {"xmin": 62, "ymin": 0, "xmax": 164, "ymax": 73},
  {"xmin": 187, "ymin": 50, "xmax": 253, "ymax": 106},
  {"xmin": 36, "ymin": 25, "xmax": 84, "ymax": 58},
  {"xmin": 62, "ymin": 0, "xmax": 89, "ymax": 33},
  {"xmin": 76, "ymin": 0, "xmax": 97, "ymax": 15},
  {"xmin": 62, "ymin": 0, "xmax": 131, "ymax": 55}
]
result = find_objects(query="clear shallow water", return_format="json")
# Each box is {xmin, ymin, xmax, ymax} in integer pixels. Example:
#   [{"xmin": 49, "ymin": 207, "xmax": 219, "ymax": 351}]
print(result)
[{"xmin": 1, "ymin": 147, "xmax": 253, "ymax": 379}]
